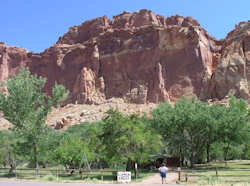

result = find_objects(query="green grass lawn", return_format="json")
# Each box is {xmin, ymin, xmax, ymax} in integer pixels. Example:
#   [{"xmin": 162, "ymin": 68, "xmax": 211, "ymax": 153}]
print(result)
[
  {"xmin": 182, "ymin": 160, "xmax": 250, "ymax": 185},
  {"xmin": 0, "ymin": 167, "xmax": 155, "ymax": 183}
]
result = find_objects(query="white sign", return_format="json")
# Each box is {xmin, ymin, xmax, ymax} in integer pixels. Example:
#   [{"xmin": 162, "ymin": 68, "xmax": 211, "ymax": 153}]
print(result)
[{"xmin": 117, "ymin": 171, "xmax": 131, "ymax": 183}]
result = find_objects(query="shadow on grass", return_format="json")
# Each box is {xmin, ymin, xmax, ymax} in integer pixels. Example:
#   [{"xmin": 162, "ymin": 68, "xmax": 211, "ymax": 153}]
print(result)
[
  {"xmin": 58, "ymin": 173, "xmax": 116, "ymax": 181},
  {"xmin": 194, "ymin": 164, "xmax": 250, "ymax": 171},
  {"xmin": 237, "ymin": 163, "xmax": 250, "ymax": 166},
  {"xmin": 194, "ymin": 166, "xmax": 231, "ymax": 170},
  {"xmin": 0, "ymin": 173, "xmax": 16, "ymax": 178}
]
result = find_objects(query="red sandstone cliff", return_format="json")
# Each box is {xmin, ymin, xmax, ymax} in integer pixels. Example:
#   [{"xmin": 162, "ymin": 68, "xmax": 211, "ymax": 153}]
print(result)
[
  {"xmin": 0, "ymin": 43, "xmax": 28, "ymax": 93},
  {"xmin": 0, "ymin": 10, "xmax": 249, "ymax": 104},
  {"xmin": 209, "ymin": 21, "xmax": 250, "ymax": 103}
]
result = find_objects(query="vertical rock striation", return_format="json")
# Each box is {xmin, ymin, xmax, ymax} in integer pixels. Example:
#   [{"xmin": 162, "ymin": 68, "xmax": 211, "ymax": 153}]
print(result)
[
  {"xmin": 209, "ymin": 21, "xmax": 250, "ymax": 102},
  {"xmin": 0, "ymin": 10, "xmax": 249, "ymax": 104}
]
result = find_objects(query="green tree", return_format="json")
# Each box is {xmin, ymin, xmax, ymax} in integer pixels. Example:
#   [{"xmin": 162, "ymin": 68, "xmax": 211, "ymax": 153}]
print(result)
[
  {"xmin": 0, "ymin": 131, "xmax": 14, "ymax": 168},
  {"xmin": 152, "ymin": 96, "xmax": 250, "ymax": 167},
  {"xmin": 53, "ymin": 136, "xmax": 94, "ymax": 170},
  {"xmin": 217, "ymin": 97, "xmax": 249, "ymax": 162},
  {"xmin": 152, "ymin": 98, "xmax": 217, "ymax": 168},
  {"xmin": 65, "ymin": 121, "xmax": 104, "ymax": 168},
  {"xmin": 0, "ymin": 67, "xmax": 69, "ymax": 170},
  {"xmin": 202, "ymin": 104, "xmax": 223, "ymax": 162},
  {"xmin": 172, "ymin": 98, "xmax": 209, "ymax": 167},
  {"xmin": 100, "ymin": 109, "xmax": 162, "ymax": 170},
  {"xmin": 0, "ymin": 131, "xmax": 8, "ymax": 167},
  {"xmin": 35, "ymin": 128, "xmax": 65, "ymax": 167}
]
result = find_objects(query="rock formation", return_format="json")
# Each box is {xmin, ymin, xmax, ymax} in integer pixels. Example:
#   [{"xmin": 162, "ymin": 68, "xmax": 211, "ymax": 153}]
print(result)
[
  {"xmin": 0, "ymin": 42, "xmax": 28, "ymax": 93},
  {"xmin": 209, "ymin": 21, "xmax": 250, "ymax": 103},
  {"xmin": 0, "ymin": 9, "xmax": 249, "ymax": 105}
]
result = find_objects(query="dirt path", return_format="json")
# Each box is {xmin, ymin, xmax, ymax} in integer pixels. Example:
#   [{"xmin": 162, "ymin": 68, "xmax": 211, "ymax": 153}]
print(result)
[{"xmin": 135, "ymin": 172, "xmax": 178, "ymax": 185}]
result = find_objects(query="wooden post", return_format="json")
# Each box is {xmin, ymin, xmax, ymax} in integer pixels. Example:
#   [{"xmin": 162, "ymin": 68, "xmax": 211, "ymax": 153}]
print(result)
[
  {"xmin": 216, "ymin": 168, "xmax": 218, "ymax": 177},
  {"xmin": 101, "ymin": 169, "xmax": 103, "ymax": 181},
  {"xmin": 80, "ymin": 169, "xmax": 83, "ymax": 180},
  {"xmin": 185, "ymin": 174, "xmax": 188, "ymax": 182},
  {"xmin": 36, "ymin": 162, "xmax": 40, "ymax": 179},
  {"xmin": 177, "ymin": 167, "xmax": 181, "ymax": 181},
  {"xmin": 56, "ymin": 168, "xmax": 59, "ymax": 181},
  {"xmin": 135, "ymin": 163, "xmax": 138, "ymax": 180}
]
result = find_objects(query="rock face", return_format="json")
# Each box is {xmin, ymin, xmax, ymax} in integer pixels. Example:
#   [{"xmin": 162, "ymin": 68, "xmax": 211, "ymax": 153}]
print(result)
[
  {"xmin": 209, "ymin": 21, "xmax": 250, "ymax": 102},
  {"xmin": 0, "ymin": 9, "xmax": 249, "ymax": 104},
  {"xmin": 0, "ymin": 42, "xmax": 28, "ymax": 93}
]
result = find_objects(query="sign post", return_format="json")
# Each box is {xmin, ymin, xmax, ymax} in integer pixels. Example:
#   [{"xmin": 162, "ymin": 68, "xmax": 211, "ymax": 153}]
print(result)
[
  {"xmin": 117, "ymin": 171, "xmax": 131, "ymax": 183},
  {"xmin": 135, "ymin": 163, "xmax": 138, "ymax": 180},
  {"xmin": 177, "ymin": 167, "xmax": 181, "ymax": 181}
]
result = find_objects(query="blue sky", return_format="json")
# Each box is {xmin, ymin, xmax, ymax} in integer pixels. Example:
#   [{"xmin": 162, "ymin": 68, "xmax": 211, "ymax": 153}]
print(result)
[{"xmin": 0, "ymin": 0, "xmax": 249, "ymax": 52}]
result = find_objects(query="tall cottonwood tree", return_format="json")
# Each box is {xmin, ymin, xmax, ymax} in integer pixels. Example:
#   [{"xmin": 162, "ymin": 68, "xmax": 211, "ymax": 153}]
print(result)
[
  {"xmin": 217, "ymin": 97, "xmax": 249, "ymax": 162},
  {"xmin": 0, "ymin": 67, "xmax": 69, "ymax": 169},
  {"xmin": 151, "ymin": 97, "xmax": 250, "ymax": 168}
]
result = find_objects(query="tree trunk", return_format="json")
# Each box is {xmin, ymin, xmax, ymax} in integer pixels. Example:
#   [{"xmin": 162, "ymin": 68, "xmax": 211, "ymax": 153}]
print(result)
[
  {"xmin": 34, "ymin": 144, "xmax": 38, "ymax": 167},
  {"xmin": 9, "ymin": 164, "xmax": 15, "ymax": 175},
  {"xmin": 126, "ymin": 158, "xmax": 137, "ymax": 179},
  {"xmin": 180, "ymin": 156, "xmax": 184, "ymax": 167},
  {"xmin": 8, "ymin": 158, "xmax": 16, "ymax": 175},
  {"xmin": 190, "ymin": 150, "xmax": 195, "ymax": 168},
  {"xmin": 206, "ymin": 143, "xmax": 210, "ymax": 163},
  {"xmin": 126, "ymin": 158, "xmax": 133, "ymax": 171},
  {"xmin": 8, "ymin": 152, "xmax": 16, "ymax": 175},
  {"xmin": 179, "ymin": 146, "xmax": 184, "ymax": 167},
  {"xmin": 33, "ymin": 143, "xmax": 40, "ymax": 178},
  {"xmin": 224, "ymin": 143, "xmax": 230, "ymax": 166}
]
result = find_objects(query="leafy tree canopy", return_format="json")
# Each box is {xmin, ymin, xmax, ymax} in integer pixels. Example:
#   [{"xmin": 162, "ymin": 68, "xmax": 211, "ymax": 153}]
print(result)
[{"xmin": 0, "ymin": 67, "xmax": 69, "ymax": 168}]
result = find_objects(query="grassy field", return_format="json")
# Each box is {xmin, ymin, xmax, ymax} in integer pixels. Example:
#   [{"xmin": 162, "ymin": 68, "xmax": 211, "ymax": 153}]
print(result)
[{"xmin": 183, "ymin": 160, "xmax": 250, "ymax": 185}]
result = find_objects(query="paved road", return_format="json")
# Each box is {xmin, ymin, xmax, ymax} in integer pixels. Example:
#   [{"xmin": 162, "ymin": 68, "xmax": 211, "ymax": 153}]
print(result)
[{"xmin": 0, "ymin": 180, "xmax": 180, "ymax": 186}]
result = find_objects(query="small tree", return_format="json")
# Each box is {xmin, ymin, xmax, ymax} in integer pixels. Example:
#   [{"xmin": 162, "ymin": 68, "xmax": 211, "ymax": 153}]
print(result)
[
  {"xmin": 53, "ymin": 136, "xmax": 94, "ymax": 171},
  {"xmin": 0, "ymin": 67, "xmax": 69, "ymax": 170},
  {"xmin": 0, "ymin": 131, "xmax": 16, "ymax": 169},
  {"xmin": 65, "ymin": 121, "xmax": 104, "ymax": 168}
]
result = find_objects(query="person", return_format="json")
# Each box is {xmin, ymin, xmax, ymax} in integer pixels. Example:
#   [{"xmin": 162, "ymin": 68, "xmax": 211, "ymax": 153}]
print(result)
[{"xmin": 159, "ymin": 163, "xmax": 168, "ymax": 184}]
